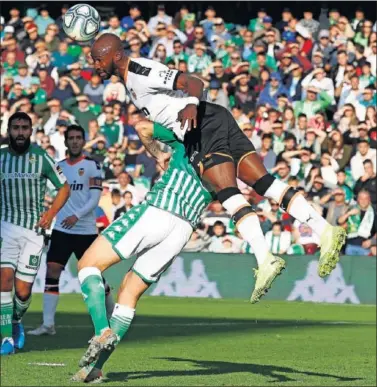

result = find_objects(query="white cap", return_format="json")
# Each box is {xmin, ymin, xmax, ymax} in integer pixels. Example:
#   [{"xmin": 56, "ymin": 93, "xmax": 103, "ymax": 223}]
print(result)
[{"xmin": 4, "ymin": 25, "xmax": 15, "ymax": 34}]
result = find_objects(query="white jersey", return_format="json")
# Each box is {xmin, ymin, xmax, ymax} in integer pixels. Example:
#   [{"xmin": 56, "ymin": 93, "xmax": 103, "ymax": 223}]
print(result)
[
  {"xmin": 54, "ymin": 156, "xmax": 102, "ymax": 235},
  {"xmin": 125, "ymin": 57, "xmax": 198, "ymax": 141}
]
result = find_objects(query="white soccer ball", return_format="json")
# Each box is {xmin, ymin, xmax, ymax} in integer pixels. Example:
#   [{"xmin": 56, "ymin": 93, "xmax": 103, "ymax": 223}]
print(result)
[{"xmin": 63, "ymin": 4, "xmax": 101, "ymax": 42}]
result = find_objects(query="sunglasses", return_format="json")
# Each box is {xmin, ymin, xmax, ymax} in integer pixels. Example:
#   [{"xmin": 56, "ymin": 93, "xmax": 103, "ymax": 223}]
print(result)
[{"xmin": 195, "ymin": 31, "xmax": 204, "ymax": 35}]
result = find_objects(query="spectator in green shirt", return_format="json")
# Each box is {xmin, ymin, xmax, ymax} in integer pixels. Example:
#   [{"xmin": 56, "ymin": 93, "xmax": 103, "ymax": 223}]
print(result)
[
  {"xmin": 100, "ymin": 105, "xmax": 124, "ymax": 147},
  {"xmin": 293, "ymin": 86, "xmax": 332, "ymax": 119},
  {"xmin": 29, "ymin": 77, "xmax": 47, "ymax": 105},
  {"xmin": 64, "ymin": 95, "xmax": 97, "ymax": 132},
  {"xmin": 248, "ymin": 9, "xmax": 267, "ymax": 32},
  {"xmin": 187, "ymin": 42, "xmax": 212, "ymax": 73},
  {"xmin": 3, "ymin": 52, "xmax": 19, "ymax": 77},
  {"xmin": 166, "ymin": 40, "xmax": 189, "ymax": 66}
]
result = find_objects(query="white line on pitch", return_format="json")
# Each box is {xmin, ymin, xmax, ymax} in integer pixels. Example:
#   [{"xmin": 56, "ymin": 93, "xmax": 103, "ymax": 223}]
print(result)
[
  {"xmin": 28, "ymin": 362, "xmax": 65, "ymax": 367},
  {"xmin": 25, "ymin": 321, "xmax": 376, "ymax": 329}
]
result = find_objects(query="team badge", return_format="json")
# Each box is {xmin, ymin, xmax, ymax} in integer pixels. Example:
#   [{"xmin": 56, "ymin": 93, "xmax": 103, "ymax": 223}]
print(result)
[
  {"xmin": 78, "ymin": 168, "xmax": 85, "ymax": 176},
  {"xmin": 29, "ymin": 155, "xmax": 36, "ymax": 164},
  {"xmin": 131, "ymin": 88, "xmax": 137, "ymax": 100}
]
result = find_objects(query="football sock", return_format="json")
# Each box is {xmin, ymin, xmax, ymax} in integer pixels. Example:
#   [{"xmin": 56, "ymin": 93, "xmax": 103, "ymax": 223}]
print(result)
[
  {"xmin": 78, "ymin": 267, "xmax": 109, "ymax": 336},
  {"xmin": 222, "ymin": 194, "xmax": 270, "ymax": 266},
  {"xmin": 1, "ymin": 292, "xmax": 13, "ymax": 339},
  {"xmin": 43, "ymin": 293, "xmax": 59, "ymax": 328},
  {"xmin": 13, "ymin": 294, "xmax": 32, "ymax": 323},
  {"xmin": 94, "ymin": 303, "xmax": 135, "ymax": 370},
  {"xmin": 264, "ymin": 179, "xmax": 328, "ymax": 237}
]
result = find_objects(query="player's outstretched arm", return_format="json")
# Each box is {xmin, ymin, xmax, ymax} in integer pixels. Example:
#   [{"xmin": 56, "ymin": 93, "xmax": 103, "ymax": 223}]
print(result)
[
  {"xmin": 36, "ymin": 183, "xmax": 71, "ymax": 230},
  {"xmin": 175, "ymin": 73, "xmax": 204, "ymax": 131}
]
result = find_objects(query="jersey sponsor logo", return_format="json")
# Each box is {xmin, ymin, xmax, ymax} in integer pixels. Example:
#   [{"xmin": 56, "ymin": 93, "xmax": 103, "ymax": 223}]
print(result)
[
  {"xmin": 163, "ymin": 70, "xmax": 175, "ymax": 85},
  {"xmin": 0, "ymin": 172, "xmax": 39, "ymax": 180},
  {"xmin": 29, "ymin": 155, "xmax": 36, "ymax": 164},
  {"xmin": 69, "ymin": 180, "xmax": 84, "ymax": 191},
  {"xmin": 287, "ymin": 261, "xmax": 360, "ymax": 304},
  {"xmin": 78, "ymin": 168, "xmax": 85, "ymax": 176}
]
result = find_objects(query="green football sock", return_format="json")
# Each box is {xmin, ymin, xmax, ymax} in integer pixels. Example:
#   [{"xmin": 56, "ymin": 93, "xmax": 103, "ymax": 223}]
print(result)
[
  {"xmin": 94, "ymin": 304, "xmax": 135, "ymax": 370},
  {"xmin": 13, "ymin": 294, "xmax": 32, "ymax": 322},
  {"xmin": 1, "ymin": 292, "xmax": 13, "ymax": 339},
  {"xmin": 78, "ymin": 267, "xmax": 109, "ymax": 336}
]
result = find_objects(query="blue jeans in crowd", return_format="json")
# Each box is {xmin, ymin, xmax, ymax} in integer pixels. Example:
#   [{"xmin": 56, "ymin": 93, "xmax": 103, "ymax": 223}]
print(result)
[{"xmin": 345, "ymin": 244, "xmax": 370, "ymax": 256}]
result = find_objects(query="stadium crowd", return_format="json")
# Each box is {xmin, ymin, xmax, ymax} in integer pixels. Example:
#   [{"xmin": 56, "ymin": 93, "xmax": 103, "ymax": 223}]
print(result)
[{"xmin": 1, "ymin": 4, "xmax": 376, "ymax": 257}]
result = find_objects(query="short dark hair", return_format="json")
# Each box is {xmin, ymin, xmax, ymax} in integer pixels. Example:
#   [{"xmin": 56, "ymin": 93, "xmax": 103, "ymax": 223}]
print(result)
[
  {"xmin": 262, "ymin": 133, "xmax": 273, "ymax": 140},
  {"xmin": 64, "ymin": 125, "xmax": 85, "ymax": 141},
  {"xmin": 358, "ymin": 139, "xmax": 369, "ymax": 145},
  {"xmin": 123, "ymin": 190, "xmax": 133, "ymax": 198},
  {"xmin": 298, "ymin": 113, "xmax": 307, "ymax": 119},
  {"xmin": 272, "ymin": 221, "xmax": 283, "ymax": 231},
  {"xmin": 8, "ymin": 112, "xmax": 32, "ymax": 130},
  {"xmin": 213, "ymin": 220, "xmax": 225, "ymax": 228},
  {"xmin": 111, "ymin": 188, "xmax": 121, "ymax": 197},
  {"xmin": 363, "ymin": 159, "xmax": 373, "ymax": 165}
]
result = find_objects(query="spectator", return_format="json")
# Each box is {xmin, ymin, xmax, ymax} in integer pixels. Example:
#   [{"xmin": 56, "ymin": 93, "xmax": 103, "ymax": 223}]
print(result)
[
  {"xmin": 350, "ymin": 139, "xmax": 377, "ymax": 181},
  {"xmin": 300, "ymin": 10, "xmax": 320, "ymax": 37},
  {"xmin": 34, "ymin": 6, "xmax": 54, "ymax": 36},
  {"xmin": 64, "ymin": 94, "xmax": 97, "ymax": 131},
  {"xmin": 148, "ymin": 4, "xmax": 173, "ymax": 35},
  {"xmin": 114, "ymin": 191, "xmax": 134, "ymax": 220},
  {"xmin": 103, "ymin": 15, "xmax": 124, "ymax": 37},
  {"xmin": 103, "ymin": 75, "xmax": 126, "ymax": 103},
  {"xmin": 67, "ymin": 62, "xmax": 87, "ymax": 92},
  {"xmin": 339, "ymin": 190, "xmax": 376, "ymax": 255},
  {"xmin": 111, "ymin": 171, "xmax": 140, "ymax": 205},
  {"xmin": 320, "ymin": 187, "xmax": 350, "ymax": 226},
  {"xmin": 188, "ymin": 42, "xmax": 212, "ymax": 73},
  {"xmin": 266, "ymin": 221, "xmax": 292, "ymax": 254},
  {"xmin": 51, "ymin": 41, "xmax": 75, "ymax": 69},
  {"xmin": 50, "ymin": 119, "xmax": 68, "ymax": 160},
  {"xmin": 121, "ymin": 4, "xmax": 142, "ymax": 31},
  {"xmin": 293, "ymin": 86, "xmax": 332, "ymax": 119},
  {"xmin": 354, "ymin": 160, "xmax": 377, "ymax": 207},
  {"xmin": 51, "ymin": 76, "xmax": 80, "ymax": 104},
  {"xmin": 258, "ymin": 133, "xmax": 277, "ymax": 171},
  {"xmin": 258, "ymin": 72, "xmax": 290, "ymax": 109},
  {"xmin": 99, "ymin": 105, "xmax": 124, "ymax": 147}
]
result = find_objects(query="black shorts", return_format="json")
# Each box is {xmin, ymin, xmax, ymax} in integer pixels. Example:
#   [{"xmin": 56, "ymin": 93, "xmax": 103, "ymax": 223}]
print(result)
[
  {"xmin": 184, "ymin": 102, "xmax": 256, "ymax": 174},
  {"xmin": 46, "ymin": 229, "xmax": 97, "ymax": 266}
]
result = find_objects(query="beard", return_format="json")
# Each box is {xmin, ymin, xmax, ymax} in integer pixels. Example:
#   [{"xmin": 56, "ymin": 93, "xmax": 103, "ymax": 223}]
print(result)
[{"xmin": 9, "ymin": 136, "xmax": 31, "ymax": 154}]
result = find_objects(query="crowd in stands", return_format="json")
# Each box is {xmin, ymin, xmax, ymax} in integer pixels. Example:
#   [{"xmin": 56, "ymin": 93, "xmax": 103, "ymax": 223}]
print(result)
[{"xmin": 1, "ymin": 4, "xmax": 376, "ymax": 256}]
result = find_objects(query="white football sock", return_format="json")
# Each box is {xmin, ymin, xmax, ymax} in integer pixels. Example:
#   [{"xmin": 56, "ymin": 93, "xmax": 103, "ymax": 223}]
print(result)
[
  {"xmin": 43, "ymin": 293, "xmax": 59, "ymax": 328},
  {"xmin": 222, "ymin": 194, "xmax": 270, "ymax": 266},
  {"xmin": 264, "ymin": 179, "xmax": 328, "ymax": 237}
]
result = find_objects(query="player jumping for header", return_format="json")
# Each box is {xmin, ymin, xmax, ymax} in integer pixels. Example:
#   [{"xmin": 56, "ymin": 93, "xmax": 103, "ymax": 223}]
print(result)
[{"xmin": 90, "ymin": 33, "xmax": 346, "ymax": 304}]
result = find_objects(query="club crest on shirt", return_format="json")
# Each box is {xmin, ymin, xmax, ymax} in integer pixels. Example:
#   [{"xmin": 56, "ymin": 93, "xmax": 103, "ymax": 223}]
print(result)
[
  {"xmin": 29, "ymin": 155, "xmax": 36, "ymax": 164},
  {"xmin": 78, "ymin": 168, "xmax": 85, "ymax": 176}
]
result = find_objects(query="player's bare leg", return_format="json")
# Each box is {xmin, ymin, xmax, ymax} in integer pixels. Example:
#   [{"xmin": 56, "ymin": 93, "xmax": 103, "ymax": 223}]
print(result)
[
  {"xmin": 0, "ymin": 268, "xmax": 15, "ymax": 355},
  {"xmin": 238, "ymin": 152, "xmax": 347, "ymax": 278},
  {"xmin": 73, "ymin": 271, "xmax": 149, "ymax": 382},
  {"xmin": 200, "ymin": 157, "xmax": 284, "ymax": 303},
  {"xmin": 77, "ymin": 236, "xmax": 121, "ymax": 368}
]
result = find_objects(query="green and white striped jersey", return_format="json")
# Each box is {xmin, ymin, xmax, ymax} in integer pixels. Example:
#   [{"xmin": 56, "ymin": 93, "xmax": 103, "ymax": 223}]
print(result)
[
  {"xmin": 146, "ymin": 123, "xmax": 214, "ymax": 228},
  {"xmin": 0, "ymin": 145, "xmax": 67, "ymax": 230}
]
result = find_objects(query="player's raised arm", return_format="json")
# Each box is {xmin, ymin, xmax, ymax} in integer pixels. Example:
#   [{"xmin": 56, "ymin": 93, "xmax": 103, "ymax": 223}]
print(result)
[{"xmin": 175, "ymin": 73, "xmax": 204, "ymax": 131}]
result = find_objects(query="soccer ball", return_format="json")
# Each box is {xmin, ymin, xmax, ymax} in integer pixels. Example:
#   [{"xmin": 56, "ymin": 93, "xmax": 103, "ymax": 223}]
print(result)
[{"xmin": 63, "ymin": 4, "xmax": 101, "ymax": 42}]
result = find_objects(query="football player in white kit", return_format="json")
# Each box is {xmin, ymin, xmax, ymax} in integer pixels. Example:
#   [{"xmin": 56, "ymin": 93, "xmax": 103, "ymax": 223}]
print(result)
[
  {"xmin": 90, "ymin": 34, "xmax": 346, "ymax": 304},
  {"xmin": 28, "ymin": 125, "xmax": 114, "ymax": 336}
]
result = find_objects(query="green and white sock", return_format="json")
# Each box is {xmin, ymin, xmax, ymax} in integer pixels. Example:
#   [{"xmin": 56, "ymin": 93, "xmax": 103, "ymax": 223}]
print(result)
[
  {"xmin": 13, "ymin": 294, "xmax": 32, "ymax": 323},
  {"xmin": 78, "ymin": 267, "xmax": 109, "ymax": 336},
  {"xmin": 94, "ymin": 303, "xmax": 135, "ymax": 370},
  {"xmin": 1, "ymin": 292, "xmax": 13, "ymax": 339}
]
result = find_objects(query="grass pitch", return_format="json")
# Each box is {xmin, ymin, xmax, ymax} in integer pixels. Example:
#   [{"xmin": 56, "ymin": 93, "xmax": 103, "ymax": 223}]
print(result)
[{"xmin": 1, "ymin": 295, "xmax": 376, "ymax": 386}]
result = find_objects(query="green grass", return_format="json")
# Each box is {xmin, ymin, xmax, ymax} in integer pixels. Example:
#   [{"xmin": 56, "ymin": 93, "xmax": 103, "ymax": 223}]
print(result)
[{"xmin": 1, "ymin": 295, "xmax": 376, "ymax": 386}]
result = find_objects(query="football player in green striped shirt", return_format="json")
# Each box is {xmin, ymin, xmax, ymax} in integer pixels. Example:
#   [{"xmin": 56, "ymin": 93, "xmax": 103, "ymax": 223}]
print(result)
[
  {"xmin": 73, "ymin": 122, "xmax": 214, "ymax": 383},
  {"xmin": 0, "ymin": 112, "xmax": 70, "ymax": 356}
]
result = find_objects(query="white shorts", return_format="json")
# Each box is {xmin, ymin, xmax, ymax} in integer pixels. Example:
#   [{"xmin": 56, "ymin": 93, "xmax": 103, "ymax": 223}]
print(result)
[
  {"xmin": 102, "ymin": 203, "xmax": 192, "ymax": 283},
  {"xmin": 0, "ymin": 220, "xmax": 45, "ymax": 283}
]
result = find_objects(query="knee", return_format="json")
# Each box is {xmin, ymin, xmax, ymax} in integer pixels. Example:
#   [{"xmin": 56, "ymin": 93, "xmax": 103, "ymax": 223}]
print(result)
[
  {"xmin": 0, "ymin": 269, "xmax": 14, "ymax": 291},
  {"xmin": 252, "ymin": 173, "xmax": 275, "ymax": 196},
  {"xmin": 15, "ymin": 285, "xmax": 32, "ymax": 301},
  {"xmin": 46, "ymin": 262, "xmax": 64, "ymax": 279}
]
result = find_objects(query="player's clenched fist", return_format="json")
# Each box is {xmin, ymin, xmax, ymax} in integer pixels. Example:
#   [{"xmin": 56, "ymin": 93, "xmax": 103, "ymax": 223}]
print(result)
[{"xmin": 177, "ymin": 104, "xmax": 198, "ymax": 131}]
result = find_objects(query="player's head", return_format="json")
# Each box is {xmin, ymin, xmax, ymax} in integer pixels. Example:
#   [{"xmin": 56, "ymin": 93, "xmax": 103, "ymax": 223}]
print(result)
[
  {"xmin": 8, "ymin": 112, "xmax": 32, "ymax": 153},
  {"xmin": 64, "ymin": 125, "xmax": 85, "ymax": 157},
  {"xmin": 91, "ymin": 33, "xmax": 126, "ymax": 80}
]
